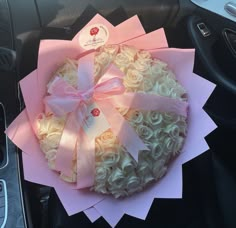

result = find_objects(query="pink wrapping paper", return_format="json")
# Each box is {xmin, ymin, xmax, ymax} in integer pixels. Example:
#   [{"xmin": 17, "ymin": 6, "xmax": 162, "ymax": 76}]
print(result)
[{"xmin": 5, "ymin": 15, "xmax": 216, "ymax": 227}]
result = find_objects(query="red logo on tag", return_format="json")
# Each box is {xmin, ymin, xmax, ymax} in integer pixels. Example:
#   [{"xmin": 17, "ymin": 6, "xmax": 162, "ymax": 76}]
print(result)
[
  {"xmin": 91, "ymin": 108, "xmax": 100, "ymax": 117},
  {"xmin": 90, "ymin": 27, "xmax": 99, "ymax": 36}
]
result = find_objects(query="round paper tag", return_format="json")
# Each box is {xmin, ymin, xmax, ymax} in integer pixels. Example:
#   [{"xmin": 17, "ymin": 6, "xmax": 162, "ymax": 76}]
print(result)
[{"xmin": 79, "ymin": 24, "xmax": 109, "ymax": 50}]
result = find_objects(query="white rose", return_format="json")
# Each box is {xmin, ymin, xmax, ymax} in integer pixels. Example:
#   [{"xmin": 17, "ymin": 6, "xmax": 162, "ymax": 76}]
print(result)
[
  {"xmin": 152, "ymin": 159, "xmax": 167, "ymax": 180},
  {"xmin": 163, "ymin": 136, "xmax": 180, "ymax": 155},
  {"xmin": 176, "ymin": 119, "xmax": 187, "ymax": 136},
  {"xmin": 95, "ymin": 51, "xmax": 111, "ymax": 68},
  {"xmin": 176, "ymin": 137, "xmax": 184, "ymax": 154},
  {"xmin": 56, "ymin": 59, "xmax": 78, "ymax": 87},
  {"xmin": 124, "ymin": 69, "xmax": 143, "ymax": 88},
  {"xmin": 137, "ymin": 160, "xmax": 151, "ymax": 175},
  {"xmin": 114, "ymin": 52, "xmax": 132, "ymax": 71},
  {"xmin": 37, "ymin": 115, "xmax": 65, "ymax": 138},
  {"xmin": 93, "ymin": 62, "xmax": 101, "ymax": 78},
  {"xmin": 126, "ymin": 175, "xmax": 140, "ymax": 191},
  {"xmin": 108, "ymin": 167, "xmax": 125, "ymax": 188},
  {"xmin": 163, "ymin": 113, "xmax": 179, "ymax": 124},
  {"xmin": 146, "ymin": 111, "xmax": 163, "ymax": 126},
  {"xmin": 120, "ymin": 154, "xmax": 136, "ymax": 173},
  {"xmin": 137, "ymin": 50, "xmax": 152, "ymax": 60},
  {"xmin": 111, "ymin": 189, "xmax": 128, "ymax": 198},
  {"xmin": 151, "ymin": 63, "xmax": 162, "ymax": 78},
  {"xmin": 60, "ymin": 172, "xmax": 76, "ymax": 183},
  {"xmin": 154, "ymin": 128, "xmax": 163, "ymax": 139},
  {"xmin": 150, "ymin": 142, "xmax": 163, "ymax": 160},
  {"xmin": 116, "ymin": 107, "xmax": 129, "ymax": 116},
  {"xmin": 120, "ymin": 45, "xmax": 138, "ymax": 61},
  {"xmin": 142, "ymin": 78, "xmax": 154, "ymax": 91},
  {"xmin": 94, "ymin": 184, "xmax": 108, "ymax": 194},
  {"xmin": 101, "ymin": 44, "xmax": 119, "ymax": 56},
  {"xmin": 131, "ymin": 58, "xmax": 151, "ymax": 72},
  {"xmin": 95, "ymin": 165, "xmax": 111, "ymax": 181},
  {"xmin": 45, "ymin": 149, "xmax": 57, "ymax": 169},
  {"xmin": 158, "ymin": 83, "xmax": 171, "ymax": 97},
  {"xmin": 165, "ymin": 77, "xmax": 177, "ymax": 89},
  {"xmin": 136, "ymin": 125, "xmax": 153, "ymax": 140},
  {"xmin": 95, "ymin": 140, "xmax": 104, "ymax": 158},
  {"xmin": 40, "ymin": 139, "xmax": 52, "ymax": 153},
  {"xmin": 164, "ymin": 124, "xmax": 180, "ymax": 139},
  {"xmin": 97, "ymin": 130, "xmax": 117, "ymax": 148},
  {"xmin": 46, "ymin": 133, "xmax": 61, "ymax": 148},
  {"xmin": 101, "ymin": 149, "xmax": 120, "ymax": 166},
  {"xmin": 125, "ymin": 109, "xmax": 143, "ymax": 124},
  {"xmin": 152, "ymin": 59, "xmax": 168, "ymax": 70},
  {"xmin": 137, "ymin": 162, "xmax": 154, "ymax": 185}
]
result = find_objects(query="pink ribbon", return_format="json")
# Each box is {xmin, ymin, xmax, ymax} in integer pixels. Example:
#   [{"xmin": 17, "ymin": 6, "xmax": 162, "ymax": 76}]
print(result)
[{"xmin": 44, "ymin": 53, "xmax": 188, "ymax": 189}]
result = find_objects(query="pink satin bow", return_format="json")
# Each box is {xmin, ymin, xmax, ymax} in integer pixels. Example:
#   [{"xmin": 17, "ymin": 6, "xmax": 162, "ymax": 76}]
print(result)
[{"xmin": 44, "ymin": 53, "xmax": 188, "ymax": 189}]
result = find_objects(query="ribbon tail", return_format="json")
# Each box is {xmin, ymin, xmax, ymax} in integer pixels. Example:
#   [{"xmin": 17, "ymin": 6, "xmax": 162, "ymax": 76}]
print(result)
[
  {"xmin": 76, "ymin": 130, "xmax": 95, "ymax": 189},
  {"xmin": 103, "ymin": 93, "xmax": 188, "ymax": 117},
  {"xmin": 55, "ymin": 112, "xmax": 79, "ymax": 177},
  {"xmin": 97, "ymin": 101, "xmax": 147, "ymax": 161}
]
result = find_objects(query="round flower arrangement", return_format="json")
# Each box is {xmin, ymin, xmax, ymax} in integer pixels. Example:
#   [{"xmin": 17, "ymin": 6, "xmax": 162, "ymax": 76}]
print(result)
[{"xmin": 36, "ymin": 44, "xmax": 188, "ymax": 198}]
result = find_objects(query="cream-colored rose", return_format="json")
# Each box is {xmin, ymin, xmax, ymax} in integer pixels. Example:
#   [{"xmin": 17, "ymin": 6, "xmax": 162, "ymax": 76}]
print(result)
[
  {"xmin": 124, "ymin": 69, "xmax": 143, "ymax": 88},
  {"xmin": 152, "ymin": 159, "xmax": 167, "ymax": 180},
  {"xmin": 97, "ymin": 129, "xmax": 117, "ymax": 148},
  {"xmin": 37, "ymin": 115, "xmax": 65, "ymax": 139},
  {"xmin": 116, "ymin": 107, "xmax": 129, "ymax": 116},
  {"xmin": 46, "ymin": 133, "xmax": 62, "ymax": 148},
  {"xmin": 150, "ymin": 142, "xmax": 163, "ymax": 160},
  {"xmin": 137, "ymin": 160, "xmax": 150, "ymax": 175},
  {"xmin": 172, "ymin": 136, "xmax": 184, "ymax": 156},
  {"xmin": 95, "ymin": 51, "xmax": 111, "ymax": 69},
  {"xmin": 131, "ymin": 58, "xmax": 151, "ymax": 72},
  {"xmin": 152, "ymin": 59, "xmax": 168, "ymax": 69},
  {"xmin": 126, "ymin": 175, "xmax": 140, "ymax": 191},
  {"xmin": 154, "ymin": 128, "xmax": 163, "ymax": 139},
  {"xmin": 101, "ymin": 44, "xmax": 119, "ymax": 56},
  {"xmin": 176, "ymin": 119, "xmax": 187, "ymax": 136},
  {"xmin": 151, "ymin": 81, "xmax": 160, "ymax": 94},
  {"xmin": 151, "ymin": 63, "xmax": 162, "ymax": 79},
  {"xmin": 125, "ymin": 109, "xmax": 143, "ymax": 124},
  {"xmin": 136, "ymin": 125, "xmax": 153, "ymax": 140},
  {"xmin": 45, "ymin": 149, "xmax": 57, "ymax": 169},
  {"xmin": 165, "ymin": 77, "xmax": 177, "ymax": 90},
  {"xmin": 158, "ymin": 83, "xmax": 172, "ymax": 97},
  {"xmin": 163, "ymin": 113, "xmax": 179, "ymax": 124},
  {"xmin": 163, "ymin": 136, "xmax": 180, "ymax": 155},
  {"xmin": 93, "ymin": 183, "xmax": 108, "ymax": 194},
  {"xmin": 108, "ymin": 167, "xmax": 125, "ymax": 188},
  {"xmin": 120, "ymin": 45, "xmax": 138, "ymax": 61},
  {"xmin": 137, "ymin": 161, "xmax": 154, "ymax": 184},
  {"xmin": 55, "ymin": 59, "xmax": 78, "ymax": 87},
  {"xmin": 146, "ymin": 111, "xmax": 163, "ymax": 126},
  {"xmin": 114, "ymin": 52, "xmax": 131, "ymax": 71},
  {"xmin": 120, "ymin": 154, "xmax": 136, "ymax": 173},
  {"xmin": 96, "ymin": 165, "xmax": 111, "ymax": 181},
  {"xmin": 137, "ymin": 50, "xmax": 152, "ymax": 60},
  {"xmin": 142, "ymin": 78, "xmax": 153, "ymax": 91},
  {"xmin": 61, "ymin": 73, "xmax": 77, "ymax": 88},
  {"xmin": 93, "ymin": 62, "xmax": 101, "ymax": 79},
  {"xmin": 164, "ymin": 124, "xmax": 180, "ymax": 139},
  {"xmin": 111, "ymin": 189, "xmax": 128, "ymax": 198},
  {"xmin": 101, "ymin": 149, "xmax": 120, "ymax": 166},
  {"xmin": 60, "ymin": 172, "xmax": 77, "ymax": 183}
]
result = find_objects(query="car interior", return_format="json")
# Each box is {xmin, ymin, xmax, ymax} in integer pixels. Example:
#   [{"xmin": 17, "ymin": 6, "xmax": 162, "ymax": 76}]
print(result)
[{"xmin": 0, "ymin": 0, "xmax": 236, "ymax": 227}]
